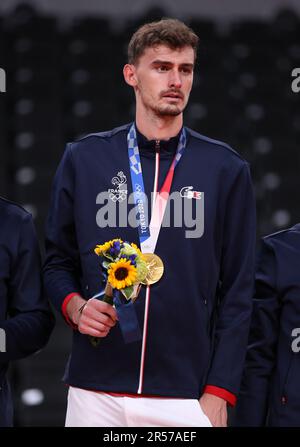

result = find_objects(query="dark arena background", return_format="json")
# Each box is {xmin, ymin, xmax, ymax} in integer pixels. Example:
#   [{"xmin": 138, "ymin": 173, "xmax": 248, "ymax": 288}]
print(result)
[{"xmin": 0, "ymin": 0, "xmax": 299, "ymax": 426}]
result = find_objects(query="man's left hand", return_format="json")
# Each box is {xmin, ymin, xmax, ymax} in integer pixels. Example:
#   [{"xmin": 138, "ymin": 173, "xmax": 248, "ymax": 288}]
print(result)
[{"xmin": 199, "ymin": 393, "xmax": 228, "ymax": 427}]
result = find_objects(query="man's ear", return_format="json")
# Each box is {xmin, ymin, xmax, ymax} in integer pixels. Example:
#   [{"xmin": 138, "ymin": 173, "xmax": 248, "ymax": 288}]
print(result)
[{"xmin": 123, "ymin": 64, "xmax": 138, "ymax": 87}]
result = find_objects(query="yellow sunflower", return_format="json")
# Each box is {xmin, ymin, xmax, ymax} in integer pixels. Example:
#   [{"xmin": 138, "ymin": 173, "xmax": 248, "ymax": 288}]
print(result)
[
  {"xmin": 94, "ymin": 238, "xmax": 123, "ymax": 256},
  {"xmin": 130, "ymin": 242, "xmax": 145, "ymax": 260},
  {"xmin": 94, "ymin": 241, "xmax": 111, "ymax": 256},
  {"xmin": 108, "ymin": 258, "xmax": 137, "ymax": 289}
]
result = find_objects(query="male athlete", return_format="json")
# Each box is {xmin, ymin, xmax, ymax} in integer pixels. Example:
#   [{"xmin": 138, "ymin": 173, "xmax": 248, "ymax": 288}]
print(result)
[
  {"xmin": 44, "ymin": 18, "xmax": 256, "ymax": 427},
  {"xmin": 0, "ymin": 197, "xmax": 54, "ymax": 426},
  {"xmin": 235, "ymin": 224, "xmax": 300, "ymax": 426}
]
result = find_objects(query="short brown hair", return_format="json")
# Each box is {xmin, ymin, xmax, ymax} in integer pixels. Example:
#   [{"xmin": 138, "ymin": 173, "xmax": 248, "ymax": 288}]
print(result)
[{"xmin": 128, "ymin": 18, "xmax": 199, "ymax": 65}]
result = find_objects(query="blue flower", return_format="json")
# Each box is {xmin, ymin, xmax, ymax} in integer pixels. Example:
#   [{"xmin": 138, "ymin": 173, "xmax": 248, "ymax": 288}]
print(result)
[
  {"xmin": 109, "ymin": 240, "xmax": 124, "ymax": 257},
  {"xmin": 129, "ymin": 254, "xmax": 137, "ymax": 266}
]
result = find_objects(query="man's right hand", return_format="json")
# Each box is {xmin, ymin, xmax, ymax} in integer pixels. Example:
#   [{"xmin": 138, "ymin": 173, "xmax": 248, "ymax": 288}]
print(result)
[{"xmin": 66, "ymin": 295, "xmax": 118, "ymax": 338}]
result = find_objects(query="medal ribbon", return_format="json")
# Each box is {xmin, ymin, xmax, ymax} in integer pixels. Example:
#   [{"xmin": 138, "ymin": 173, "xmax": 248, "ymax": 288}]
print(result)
[
  {"xmin": 128, "ymin": 123, "xmax": 187, "ymax": 253},
  {"xmin": 112, "ymin": 289, "xmax": 142, "ymax": 343},
  {"xmin": 128, "ymin": 122, "xmax": 187, "ymax": 392}
]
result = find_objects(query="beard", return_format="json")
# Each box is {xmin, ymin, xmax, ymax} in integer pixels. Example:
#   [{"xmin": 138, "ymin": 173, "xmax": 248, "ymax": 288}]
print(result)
[
  {"xmin": 154, "ymin": 88, "xmax": 188, "ymax": 116},
  {"xmin": 137, "ymin": 85, "xmax": 189, "ymax": 117},
  {"xmin": 151, "ymin": 95, "xmax": 189, "ymax": 116},
  {"xmin": 152, "ymin": 103, "xmax": 183, "ymax": 116}
]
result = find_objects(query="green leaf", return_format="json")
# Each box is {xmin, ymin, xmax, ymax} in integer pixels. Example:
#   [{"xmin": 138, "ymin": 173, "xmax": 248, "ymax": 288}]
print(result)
[
  {"xmin": 135, "ymin": 258, "xmax": 148, "ymax": 281},
  {"xmin": 103, "ymin": 252, "xmax": 114, "ymax": 261},
  {"xmin": 102, "ymin": 261, "xmax": 111, "ymax": 269},
  {"xmin": 122, "ymin": 286, "xmax": 134, "ymax": 300},
  {"xmin": 102, "ymin": 294, "xmax": 114, "ymax": 305},
  {"xmin": 120, "ymin": 244, "xmax": 136, "ymax": 256}
]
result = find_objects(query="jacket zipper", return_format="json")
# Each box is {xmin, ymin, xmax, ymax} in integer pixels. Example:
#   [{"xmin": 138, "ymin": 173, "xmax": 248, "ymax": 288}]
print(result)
[
  {"xmin": 137, "ymin": 139, "xmax": 160, "ymax": 395},
  {"xmin": 152, "ymin": 140, "xmax": 160, "ymax": 214}
]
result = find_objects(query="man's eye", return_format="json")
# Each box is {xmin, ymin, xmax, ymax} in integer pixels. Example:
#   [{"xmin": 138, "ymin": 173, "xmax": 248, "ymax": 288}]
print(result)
[
  {"xmin": 181, "ymin": 68, "xmax": 192, "ymax": 74},
  {"xmin": 157, "ymin": 66, "xmax": 168, "ymax": 72}
]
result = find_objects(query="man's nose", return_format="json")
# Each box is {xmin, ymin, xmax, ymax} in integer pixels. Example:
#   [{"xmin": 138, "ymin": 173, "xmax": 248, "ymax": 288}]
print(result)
[{"xmin": 168, "ymin": 69, "xmax": 182, "ymax": 89}]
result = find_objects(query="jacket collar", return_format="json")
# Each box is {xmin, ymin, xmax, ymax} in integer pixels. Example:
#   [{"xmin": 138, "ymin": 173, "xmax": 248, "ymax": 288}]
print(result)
[{"xmin": 135, "ymin": 124, "xmax": 181, "ymax": 159}]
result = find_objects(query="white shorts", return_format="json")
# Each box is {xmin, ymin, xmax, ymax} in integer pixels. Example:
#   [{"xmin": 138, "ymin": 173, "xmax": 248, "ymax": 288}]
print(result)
[{"xmin": 65, "ymin": 386, "xmax": 213, "ymax": 427}]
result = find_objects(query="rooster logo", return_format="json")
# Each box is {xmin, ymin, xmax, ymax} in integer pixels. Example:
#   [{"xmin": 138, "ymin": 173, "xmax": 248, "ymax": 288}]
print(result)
[
  {"xmin": 108, "ymin": 171, "xmax": 128, "ymax": 202},
  {"xmin": 180, "ymin": 186, "xmax": 202, "ymax": 200}
]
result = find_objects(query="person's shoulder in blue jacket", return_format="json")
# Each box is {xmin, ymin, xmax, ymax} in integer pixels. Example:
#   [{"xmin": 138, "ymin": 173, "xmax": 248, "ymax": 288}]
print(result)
[
  {"xmin": 234, "ymin": 223, "xmax": 300, "ymax": 426},
  {"xmin": 0, "ymin": 197, "xmax": 55, "ymax": 427}
]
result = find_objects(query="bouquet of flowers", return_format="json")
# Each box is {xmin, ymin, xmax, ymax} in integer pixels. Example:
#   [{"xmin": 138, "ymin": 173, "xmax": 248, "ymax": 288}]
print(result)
[
  {"xmin": 94, "ymin": 238, "xmax": 148, "ymax": 302},
  {"xmin": 89, "ymin": 239, "xmax": 149, "ymax": 347}
]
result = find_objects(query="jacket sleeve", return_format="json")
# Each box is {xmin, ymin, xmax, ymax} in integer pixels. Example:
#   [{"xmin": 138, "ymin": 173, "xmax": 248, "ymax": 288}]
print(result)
[
  {"xmin": 43, "ymin": 144, "xmax": 82, "ymax": 319},
  {"xmin": 204, "ymin": 161, "xmax": 256, "ymax": 400},
  {"xmin": 0, "ymin": 213, "xmax": 55, "ymax": 362},
  {"xmin": 234, "ymin": 237, "xmax": 280, "ymax": 426}
]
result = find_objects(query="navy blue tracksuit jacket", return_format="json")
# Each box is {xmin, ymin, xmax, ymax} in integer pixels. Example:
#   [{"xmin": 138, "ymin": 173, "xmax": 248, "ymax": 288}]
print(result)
[
  {"xmin": 43, "ymin": 123, "xmax": 256, "ymax": 402},
  {"xmin": 235, "ymin": 224, "xmax": 300, "ymax": 426},
  {"xmin": 0, "ymin": 198, "xmax": 55, "ymax": 426}
]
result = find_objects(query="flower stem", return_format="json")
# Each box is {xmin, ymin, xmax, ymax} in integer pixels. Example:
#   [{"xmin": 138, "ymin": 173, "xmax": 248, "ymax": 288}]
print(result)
[{"xmin": 89, "ymin": 294, "xmax": 114, "ymax": 347}]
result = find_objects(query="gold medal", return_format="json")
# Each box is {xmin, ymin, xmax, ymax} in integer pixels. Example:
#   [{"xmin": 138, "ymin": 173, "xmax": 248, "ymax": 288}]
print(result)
[{"xmin": 141, "ymin": 253, "xmax": 164, "ymax": 285}]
